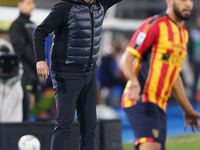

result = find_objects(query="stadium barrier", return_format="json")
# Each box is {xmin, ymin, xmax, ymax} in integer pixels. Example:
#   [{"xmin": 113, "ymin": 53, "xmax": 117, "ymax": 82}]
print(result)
[{"xmin": 0, "ymin": 119, "xmax": 122, "ymax": 150}]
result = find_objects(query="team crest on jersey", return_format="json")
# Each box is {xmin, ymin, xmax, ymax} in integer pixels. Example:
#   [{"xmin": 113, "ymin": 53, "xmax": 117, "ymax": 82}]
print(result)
[
  {"xmin": 135, "ymin": 32, "xmax": 147, "ymax": 45},
  {"xmin": 152, "ymin": 129, "xmax": 159, "ymax": 138}
]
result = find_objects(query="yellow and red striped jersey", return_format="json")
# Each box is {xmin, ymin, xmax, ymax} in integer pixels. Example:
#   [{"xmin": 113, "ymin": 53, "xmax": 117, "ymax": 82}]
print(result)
[{"xmin": 121, "ymin": 13, "xmax": 189, "ymax": 111}]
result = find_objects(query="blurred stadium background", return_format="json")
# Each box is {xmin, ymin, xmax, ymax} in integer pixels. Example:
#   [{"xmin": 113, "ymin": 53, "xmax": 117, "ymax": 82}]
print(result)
[{"xmin": 0, "ymin": 0, "xmax": 200, "ymax": 150}]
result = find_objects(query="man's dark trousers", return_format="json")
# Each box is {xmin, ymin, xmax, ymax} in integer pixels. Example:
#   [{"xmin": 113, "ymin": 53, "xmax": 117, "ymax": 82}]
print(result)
[{"xmin": 50, "ymin": 71, "xmax": 97, "ymax": 150}]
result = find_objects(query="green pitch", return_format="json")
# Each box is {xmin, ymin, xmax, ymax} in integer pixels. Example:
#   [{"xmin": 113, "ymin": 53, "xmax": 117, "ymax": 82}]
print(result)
[{"xmin": 123, "ymin": 133, "xmax": 200, "ymax": 150}]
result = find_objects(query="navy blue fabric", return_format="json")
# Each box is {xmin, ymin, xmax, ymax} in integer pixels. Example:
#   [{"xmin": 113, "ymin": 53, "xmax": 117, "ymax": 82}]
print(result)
[
  {"xmin": 124, "ymin": 102, "xmax": 166, "ymax": 150},
  {"xmin": 65, "ymin": 1, "xmax": 104, "ymax": 68},
  {"xmin": 137, "ymin": 47, "xmax": 152, "ymax": 95},
  {"xmin": 33, "ymin": 0, "xmax": 121, "ymax": 72},
  {"xmin": 51, "ymin": 71, "xmax": 97, "ymax": 150}
]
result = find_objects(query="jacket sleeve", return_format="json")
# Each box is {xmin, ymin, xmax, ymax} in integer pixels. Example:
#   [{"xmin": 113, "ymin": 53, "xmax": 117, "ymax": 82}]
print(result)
[
  {"xmin": 33, "ymin": 2, "xmax": 70, "ymax": 62},
  {"xmin": 9, "ymin": 21, "xmax": 36, "ymax": 67},
  {"xmin": 99, "ymin": 0, "xmax": 122, "ymax": 12}
]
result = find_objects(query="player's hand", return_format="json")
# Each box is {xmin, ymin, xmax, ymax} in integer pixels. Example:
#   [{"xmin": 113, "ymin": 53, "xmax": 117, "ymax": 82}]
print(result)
[
  {"xmin": 36, "ymin": 61, "xmax": 49, "ymax": 79},
  {"xmin": 184, "ymin": 110, "xmax": 200, "ymax": 132},
  {"xmin": 126, "ymin": 78, "xmax": 141, "ymax": 101}
]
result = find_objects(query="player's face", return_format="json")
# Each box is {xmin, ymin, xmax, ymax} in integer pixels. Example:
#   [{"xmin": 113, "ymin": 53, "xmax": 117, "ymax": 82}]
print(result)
[
  {"xmin": 172, "ymin": 0, "xmax": 193, "ymax": 21},
  {"xmin": 19, "ymin": 0, "xmax": 35, "ymax": 15}
]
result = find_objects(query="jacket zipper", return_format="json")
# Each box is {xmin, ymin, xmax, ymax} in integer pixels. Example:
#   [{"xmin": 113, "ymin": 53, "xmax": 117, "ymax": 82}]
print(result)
[{"xmin": 87, "ymin": 4, "xmax": 94, "ymax": 71}]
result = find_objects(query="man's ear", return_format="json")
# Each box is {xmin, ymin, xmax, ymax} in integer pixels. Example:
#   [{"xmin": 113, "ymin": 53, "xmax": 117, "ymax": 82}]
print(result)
[
  {"xmin": 17, "ymin": 2, "xmax": 22, "ymax": 9},
  {"xmin": 166, "ymin": 0, "xmax": 172, "ymax": 6}
]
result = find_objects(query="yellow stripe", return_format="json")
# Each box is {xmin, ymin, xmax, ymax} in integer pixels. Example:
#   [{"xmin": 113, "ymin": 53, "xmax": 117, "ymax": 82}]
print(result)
[
  {"xmin": 157, "ymin": 22, "xmax": 171, "ymax": 49},
  {"xmin": 183, "ymin": 29, "xmax": 189, "ymax": 48},
  {"xmin": 126, "ymin": 47, "xmax": 141, "ymax": 58},
  {"xmin": 124, "ymin": 97, "xmax": 134, "ymax": 108},
  {"xmin": 123, "ymin": 81, "xmax": 131, "ymax": 108},
  {"xmin": 134, "ymin": 58, "xmax": 141, "ymax": 75},
  {"xmin": 139, "ymin": 137, "xmax": 147, "ymax": 143},
  {"xmin": 148, "ymin": 47, "xmax": 163, "ymax": 104},
  {"xmin": 148, "ymin": 23, "xmax": 169, "ymax": 104},
  {"xmin": 123, "ymin": 81, "xmax": 137, "ymax": 108}
]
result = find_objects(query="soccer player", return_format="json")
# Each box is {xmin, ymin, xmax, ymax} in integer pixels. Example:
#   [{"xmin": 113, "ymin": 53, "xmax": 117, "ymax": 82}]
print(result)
[{"xmin": 119, "ymin": 0, "xmax": 200, "ymax": 150}]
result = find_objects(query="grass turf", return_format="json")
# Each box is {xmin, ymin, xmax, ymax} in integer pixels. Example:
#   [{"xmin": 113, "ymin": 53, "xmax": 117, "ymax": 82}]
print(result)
[{"xmin": 123, "ymin": 133, "xmax": 200, "ymax": 150}]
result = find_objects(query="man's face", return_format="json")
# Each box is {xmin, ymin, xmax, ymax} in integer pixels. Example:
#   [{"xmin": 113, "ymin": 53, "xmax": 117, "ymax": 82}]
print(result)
[
  {"xmin": 18, "ymin": 0, "xmax": 35, "ymax": 15},
  {"xmin": 172, "ymin": 0, "xmax": 193, "ymax": 21}
]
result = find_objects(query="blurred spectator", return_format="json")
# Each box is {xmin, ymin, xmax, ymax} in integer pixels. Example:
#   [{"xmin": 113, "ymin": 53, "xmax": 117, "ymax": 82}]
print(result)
[
  {"xmin": 9, "ymin": 0, "xmax": 40, "ymax": 121},
  {"xmin": 147, "ymin": 0, "xmax": 163, "ymax": 17},
  {"xmin": 97, "ymin": 41, "xmax": 127, "ymax": 106},
  {"xmin": 0, "ymin": 38, "xmax": 24, "ymax": 122},
  {"xmin": 188, "ymin": 14, "xmax": 200, "ymax": 104}
]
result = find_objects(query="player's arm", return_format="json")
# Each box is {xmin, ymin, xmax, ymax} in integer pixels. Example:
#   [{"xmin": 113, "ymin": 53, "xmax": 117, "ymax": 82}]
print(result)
[
  {"xmin": 172, "ymin": 74, "xmax": 200, "ymax": 131},
  {"xmin": 119, "ymin": 51, "xmax": 137, "ymax": 80},
  {"xmin": 119, "ymin": 51, "xmax": 141, "ymax": 100},
  {"xmin": 33, "ymin": 2, "xmax": 70, "ymax": 79},
  {"xmin": 119, "ymin": 17, "xmax": 158, "ymax": 100}
]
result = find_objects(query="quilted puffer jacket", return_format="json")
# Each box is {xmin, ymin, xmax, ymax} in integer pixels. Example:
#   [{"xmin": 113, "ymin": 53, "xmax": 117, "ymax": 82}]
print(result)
[{"xmin": 33, "ymin": 0, "xmax": 121, "ymax": 72}]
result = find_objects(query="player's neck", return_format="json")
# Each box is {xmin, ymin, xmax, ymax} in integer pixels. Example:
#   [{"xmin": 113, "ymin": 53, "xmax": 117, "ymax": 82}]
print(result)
[{"xmin": 166, "ymin": 10, "xmax": 185, "ymax": 28}]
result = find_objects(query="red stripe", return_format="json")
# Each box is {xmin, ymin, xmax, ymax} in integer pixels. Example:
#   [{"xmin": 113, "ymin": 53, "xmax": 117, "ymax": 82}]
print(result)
[
  {"xmin": 135, "ymin": 137, "xmax": 154, "ymax": 146},
  {"xmin": 131, "ymin": 99, "xmax": 135, "ymax": 106},
  {"xmin": 144, "ymin": 25, "xmax": 160, "ymax": 102},
  {"xmin": 179, "ymin": 29, "xmax": 183, "ymax": 44},
  {"xmin": 156, "ymin": 63, "xmax": 169, "ymax": 102},
  {"xmin": 179, "ymin": 51, "xmax": 182, "ymax": 56},
  {"xmin": 121, "ymin": 93, "xmax": 126, "ymax": 108},
  {"xmin": 135, "ymin": 139, "xmax": 140, "ymax": 145},
  {"xmin": 144, "ymin": 46, "xmax": 160, "ymax": 101},
  {"xmin": 146, "ymin": 137, "xmax": 154, "ymax": 142},
  {"xmin": 162, "ymin": 100, "xmax": 166, "ymax": 110},
  {"xmin": 167, "ymin": 49, "xmax": 173, "ymax": 53},
  {"xmin": 164, "ymin": 67, "xmax": 177, "ymax": 97},
  {"xmin": 165, "ymin": 20, "xmax": 173, "ymax": 42}
]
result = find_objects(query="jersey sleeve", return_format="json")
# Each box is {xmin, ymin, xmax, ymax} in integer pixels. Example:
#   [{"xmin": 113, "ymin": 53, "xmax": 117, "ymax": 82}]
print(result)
[{"xmin": 126, "ymin": 17, "xmax": 159, "ymax": 58}]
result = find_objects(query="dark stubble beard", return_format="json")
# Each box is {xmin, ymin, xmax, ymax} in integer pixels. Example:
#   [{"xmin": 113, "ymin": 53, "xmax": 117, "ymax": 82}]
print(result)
[{"xmin": 173, "ymin": 3, "xmax": 191, "ymax": 21}]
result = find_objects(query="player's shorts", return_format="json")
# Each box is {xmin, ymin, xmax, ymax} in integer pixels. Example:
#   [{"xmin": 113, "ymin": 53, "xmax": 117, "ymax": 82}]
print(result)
[{"xmin": 124, "ymin": 102, "xmax": 166, "ymax": 150}]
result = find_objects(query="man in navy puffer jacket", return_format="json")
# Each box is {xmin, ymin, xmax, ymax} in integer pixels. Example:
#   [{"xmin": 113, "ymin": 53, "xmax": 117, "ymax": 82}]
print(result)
[{"xmin": 33, "ymin": 0, "xmax": 122, "ymax": 149}]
